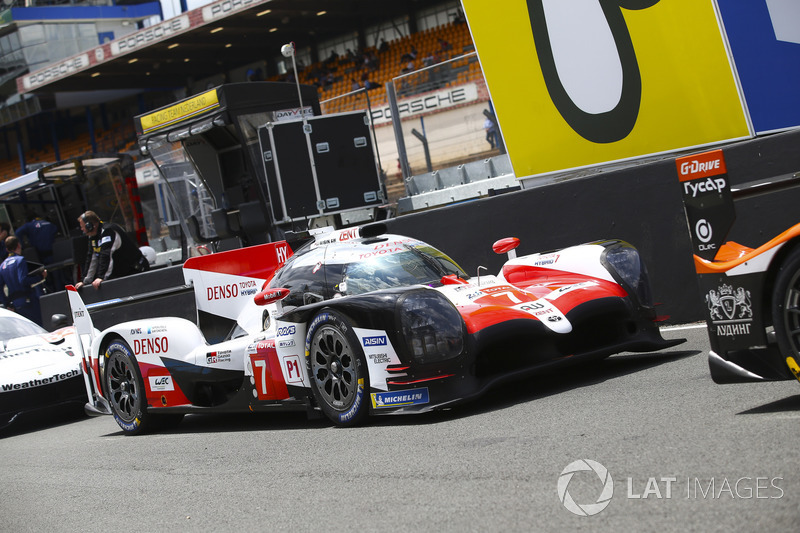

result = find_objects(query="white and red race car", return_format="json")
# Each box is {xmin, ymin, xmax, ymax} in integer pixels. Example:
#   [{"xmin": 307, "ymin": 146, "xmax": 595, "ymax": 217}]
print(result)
[{"xmin": 72, "ymin": 223, "xmax": 682, "ymax": 434}]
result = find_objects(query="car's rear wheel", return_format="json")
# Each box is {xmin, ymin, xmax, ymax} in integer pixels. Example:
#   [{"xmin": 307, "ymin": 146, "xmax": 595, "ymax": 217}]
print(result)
[
  {"xmin": 771, "ymin": 246, "xmax": 800, "ymax": 382},
  {"xmin": 306, "ymin": 310, "xmax": 369, "ymax": 426},
  {"xmin": 104, "ymin": 340, "xmax": 153, "ymax": 435}
]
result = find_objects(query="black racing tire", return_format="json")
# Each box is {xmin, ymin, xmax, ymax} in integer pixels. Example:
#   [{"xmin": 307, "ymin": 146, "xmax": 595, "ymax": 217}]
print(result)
[
  {"xmin": 104, "ymin": 340, "xmax": 152, "ymax": 436},
  {"xmin": 305, "ymin": 310, "xmax": 369, "ymax": 427},
  {"xmin": 771, "ymin": 246, "xmax": 800, "ymax": 379}
]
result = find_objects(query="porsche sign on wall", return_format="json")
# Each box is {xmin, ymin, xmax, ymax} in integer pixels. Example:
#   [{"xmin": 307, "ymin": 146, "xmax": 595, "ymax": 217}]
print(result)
[{"xmin": 461, "ymin": 0, "xmax": 752, "ymax": 179}]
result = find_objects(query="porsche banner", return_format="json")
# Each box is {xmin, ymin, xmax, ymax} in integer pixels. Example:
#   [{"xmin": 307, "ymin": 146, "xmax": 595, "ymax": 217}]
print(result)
[{"xmin": 461, "ymin": 0, "xmax": 751, "ymax": 179}]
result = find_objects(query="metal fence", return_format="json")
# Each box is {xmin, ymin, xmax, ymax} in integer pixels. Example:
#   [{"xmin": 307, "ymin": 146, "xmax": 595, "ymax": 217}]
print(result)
[{"xmin": 320, "ymin": 52, "xmax": 509, "ymax": 203}]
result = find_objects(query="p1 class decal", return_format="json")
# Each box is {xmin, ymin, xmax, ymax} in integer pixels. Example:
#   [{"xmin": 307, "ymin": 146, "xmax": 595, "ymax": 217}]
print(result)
[
  {"xmin": 527, "ymin": 0, "xmax": 660, "ymax": 143},
  {"xmin": 282, "ymin": 355, "xmax": 304, "ymax": 384},
  {"xmin": 371, "ymin": 388, "xmax": 430, "ymax": 409}
]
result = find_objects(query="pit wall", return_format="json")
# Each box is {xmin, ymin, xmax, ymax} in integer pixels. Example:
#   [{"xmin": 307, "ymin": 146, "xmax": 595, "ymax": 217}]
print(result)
[
  {"xmin": 383, "ymin": 128, "xmax": 800, "ymax": 324},
  {"xmin": 41, "ymin": 128, "xmax": 800, "ymax": 328}
]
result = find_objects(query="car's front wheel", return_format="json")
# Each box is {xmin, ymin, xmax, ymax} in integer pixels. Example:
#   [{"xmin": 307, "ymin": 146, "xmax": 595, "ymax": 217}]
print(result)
[
  {"xmin": 104, "ymin": 340, "xmax": 153, "ymax": 435},
  {"xmin": 306, "ymin": 310, "xmax": 369, "ymax": 426}
]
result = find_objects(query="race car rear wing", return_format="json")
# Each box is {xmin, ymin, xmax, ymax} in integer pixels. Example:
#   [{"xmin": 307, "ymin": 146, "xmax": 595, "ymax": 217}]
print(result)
[{"xmin": 182, "ymin": 241, "xmax": 293, "ymax": 322}]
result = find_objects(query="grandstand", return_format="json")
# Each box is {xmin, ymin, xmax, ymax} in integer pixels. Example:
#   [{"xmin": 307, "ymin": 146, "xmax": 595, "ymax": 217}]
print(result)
[
  {"xmin": 290, "ymin": 19, "xmax": 479, "ymax": 115},
  {"xmin": 0, "ymin": 0, "xmax": 499, "ymax": 208}
]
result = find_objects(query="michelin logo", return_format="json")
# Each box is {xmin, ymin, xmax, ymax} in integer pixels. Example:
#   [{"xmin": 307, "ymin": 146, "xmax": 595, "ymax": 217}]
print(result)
[
  {"xmin": 371, "ymin": 388, "xmax": 429, "ymax": 409},
  {"xmin": 362, "ymin": 335, "xmax": 387, "ymax": 347}
]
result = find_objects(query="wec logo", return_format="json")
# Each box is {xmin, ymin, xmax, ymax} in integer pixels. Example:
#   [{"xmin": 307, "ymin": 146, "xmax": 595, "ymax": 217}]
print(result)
[{"xmin": 148, "ymin": 375, "xmax": 174, "ymax": 391}]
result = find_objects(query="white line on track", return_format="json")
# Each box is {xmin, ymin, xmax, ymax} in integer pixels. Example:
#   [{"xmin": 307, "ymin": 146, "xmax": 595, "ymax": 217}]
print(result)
[{"xmin": 661, "ymin": 322, "xmax": 707, "ymax": 332}]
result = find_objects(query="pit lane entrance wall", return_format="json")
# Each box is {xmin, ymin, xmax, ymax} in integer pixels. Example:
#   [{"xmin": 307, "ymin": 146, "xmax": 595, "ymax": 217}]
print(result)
[
  {"xmin": 383, "ymin": 127, "xmax": 800, "ymax": 325},
  {"xmin": 40, "ymin": 128, "xmax": 800, "ymax": 328}
]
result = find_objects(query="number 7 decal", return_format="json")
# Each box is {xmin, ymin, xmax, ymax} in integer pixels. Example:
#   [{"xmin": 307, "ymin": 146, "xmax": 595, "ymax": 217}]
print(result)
[
  {"xmin": 249, "ymin": 351, "xmax": 290, "ymax": 400},
  {"xmin": 253, "ymin": 359, "xmax": 269, "ymax": 396}
]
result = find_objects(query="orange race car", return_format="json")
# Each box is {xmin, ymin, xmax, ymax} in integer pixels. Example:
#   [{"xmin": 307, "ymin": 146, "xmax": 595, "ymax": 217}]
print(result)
[{"xmin": 678, "ymin": 149, "xmax": 800, "ymax": 385}]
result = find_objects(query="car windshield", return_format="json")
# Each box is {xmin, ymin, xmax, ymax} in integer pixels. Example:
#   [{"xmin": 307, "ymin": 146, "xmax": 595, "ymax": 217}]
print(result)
[
  {"xmin": 341, "ymin": 243, "xmax": 467, "ymax": 296},
  {"xmin": 0, "ymin": 316, "xmax": 47, "ymax": 343}
]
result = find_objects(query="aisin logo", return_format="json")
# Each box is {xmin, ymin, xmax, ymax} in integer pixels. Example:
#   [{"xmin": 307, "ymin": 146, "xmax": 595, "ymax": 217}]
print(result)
[{"xmin": 557, "ymin": 459, "xmax": 614, "ymax": 516}]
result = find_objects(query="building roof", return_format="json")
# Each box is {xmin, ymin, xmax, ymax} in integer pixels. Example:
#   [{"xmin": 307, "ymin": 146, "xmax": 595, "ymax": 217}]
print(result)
[{"xmin": 16, "ymin": 0, "xmax": 432, "ymax": 94}]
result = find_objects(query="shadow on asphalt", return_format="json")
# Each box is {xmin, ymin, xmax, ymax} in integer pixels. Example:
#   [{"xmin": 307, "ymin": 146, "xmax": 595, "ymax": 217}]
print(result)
[
  {"xmin": 737, "ymin": 394, "xmax": 800, "ymax": 415},
  {"xmin": 0, "ymin": 404, "xmax": 87, "ymax": 439},
  {"xmin": 373, "ymin": 349, "xmax": 700, "ymax": 426},
  {"xmin": 89, "ymin": 349, "xmax": 700, "ymax": 436}
]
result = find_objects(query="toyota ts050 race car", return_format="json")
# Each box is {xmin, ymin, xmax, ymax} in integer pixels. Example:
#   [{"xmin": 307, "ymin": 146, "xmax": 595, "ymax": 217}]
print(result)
[
  {"xmin": 71, "ymin": 223, "xmax": 683, "ymax": 434},
  {"xmin": 677, "ymin": 149, "xmax": 800, "ymax": 386},
  {"xmin": 0, "ymin": 307, "xmax": 91, "ymax": 431}
]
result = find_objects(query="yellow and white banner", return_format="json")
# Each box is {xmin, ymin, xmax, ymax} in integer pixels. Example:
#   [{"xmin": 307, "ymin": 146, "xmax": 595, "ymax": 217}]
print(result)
[{"xmin": 462, "ymin": 0, "xmax": 751, "ymax": 178}]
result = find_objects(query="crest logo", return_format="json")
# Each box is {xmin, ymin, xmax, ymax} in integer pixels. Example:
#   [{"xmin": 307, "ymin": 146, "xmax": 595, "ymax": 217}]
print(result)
[
  {"xmin": 706, "ymin": 283, "xmax": 754, "ymax": 337},
  {"xmin": 706, "ymin": 283, "xmax": 752, "ymax": 321}
]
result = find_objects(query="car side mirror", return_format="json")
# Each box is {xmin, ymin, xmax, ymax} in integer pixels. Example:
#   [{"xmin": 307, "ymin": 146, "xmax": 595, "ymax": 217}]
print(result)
[
  {"xmin": 51, "ymin": 313, "xmax": 70, "ymax": 329},
  {"xmin": 440, "ymin": 274, "xmax": 468, "ymax": 285},
  {"xmin": 254, "ymin": 287, "xmax": 290, "ymax": 307},
  {"xmin": 492, "ymin": 237, "xmax": 520, "ymax": 260}
]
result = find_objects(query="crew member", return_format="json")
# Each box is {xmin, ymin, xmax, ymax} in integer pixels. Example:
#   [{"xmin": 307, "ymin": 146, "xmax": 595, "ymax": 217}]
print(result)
[
  {"xmin": 75, "ymin": 211, "xmax": 149, "ymax": 290},
  {"xmin": 15, "ymin": 213, "xmax": 58, "ymax": 264},
  {"xmin": 0, "ymin": 236, "xmax": 47, "ymax": 325},
  {"xmin": 0, "ymin": 222, "xmax": 9, "ymax": 259}
]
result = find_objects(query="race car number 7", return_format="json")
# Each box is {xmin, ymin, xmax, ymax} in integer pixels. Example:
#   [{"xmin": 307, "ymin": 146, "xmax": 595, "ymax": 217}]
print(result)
[
  {"xmin": 253, "ymin": 359, "xmax": 270, "ymax": 396},
  {"xmin": 489, "ymin": 291, "xmax": 523, "ymax": 304}
]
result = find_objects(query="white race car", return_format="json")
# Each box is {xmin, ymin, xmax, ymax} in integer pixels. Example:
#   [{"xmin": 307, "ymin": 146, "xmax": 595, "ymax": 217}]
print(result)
[
  {"xmin": 69, "ymin": 223, "xmax": 681, "ymax": 435},
  {"xmin": 0, "ymin": 307, "xmax": 91, "ymax": 431}
]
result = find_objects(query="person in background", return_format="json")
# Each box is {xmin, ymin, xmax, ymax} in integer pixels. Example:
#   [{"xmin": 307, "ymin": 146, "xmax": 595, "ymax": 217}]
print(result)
[
  {"xmin": 0, "ymin": 222, "xmax": 10, "ymax": 259},
  {"xmin": 75, "ymin": 210, "xmax": 149, "ymax": 290},
  {"xmin": 15, "ymin": 212, "xmax": 58, "ymax": 264},
  {"xmin": 0, "ymin": 235, "xmax": 47, "ymax": 325},
  {"xmin": 484, "ymin": 116, "xmax": 498, "ymax": 149}
]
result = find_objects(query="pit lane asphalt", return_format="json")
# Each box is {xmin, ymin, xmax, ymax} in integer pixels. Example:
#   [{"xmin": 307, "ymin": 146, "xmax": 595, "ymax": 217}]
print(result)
[{"xmin": 1, "ymin": 325, "xmax": 797, "ymax": 532}]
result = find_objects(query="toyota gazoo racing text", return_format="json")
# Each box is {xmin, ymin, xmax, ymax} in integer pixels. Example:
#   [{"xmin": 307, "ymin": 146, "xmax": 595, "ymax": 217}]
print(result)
[
  {"xmin": 71, "ymin": 223, "xmax": 682, "ymax": 434},
  {"xmin": 678, "ymin": 148, "xmax": 800, "ymax": 386}
]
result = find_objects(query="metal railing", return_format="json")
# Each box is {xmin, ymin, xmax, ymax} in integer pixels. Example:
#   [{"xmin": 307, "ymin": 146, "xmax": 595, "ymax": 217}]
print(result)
[{"xmin": 320, "ymin": 52, "xmax": 509, "ymax": 203}]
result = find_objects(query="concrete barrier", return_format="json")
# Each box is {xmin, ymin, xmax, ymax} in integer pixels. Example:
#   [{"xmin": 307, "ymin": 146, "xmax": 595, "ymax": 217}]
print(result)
[{"xmin": 41, "ymin": 128, "xmax": 800, "ymax": 328}]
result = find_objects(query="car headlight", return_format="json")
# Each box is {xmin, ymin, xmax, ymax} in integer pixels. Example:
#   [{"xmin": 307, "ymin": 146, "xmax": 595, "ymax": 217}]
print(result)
[
  {"xmin": 398, "ymin": 290, "xmax": 464, "ymax": 364},
  {"xmin": 602, "ymin": 242, "xmax": 653, "ymax": 308}
]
